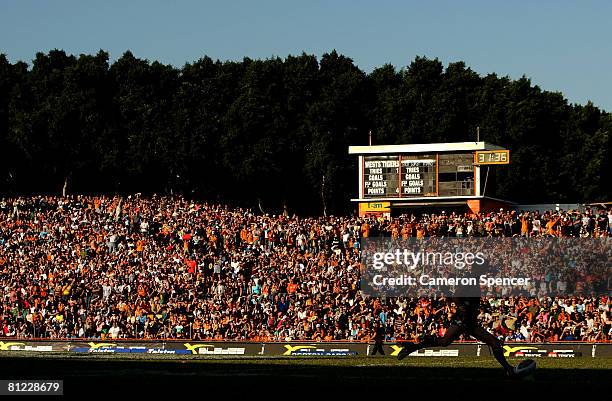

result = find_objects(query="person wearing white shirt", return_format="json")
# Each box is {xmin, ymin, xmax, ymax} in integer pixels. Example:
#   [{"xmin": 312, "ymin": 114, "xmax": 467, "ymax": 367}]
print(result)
[
  {"xmin": 109, "ymin": 324, "xmax": 120, "ymax": 339},
  {"xmin": 519, "ymin": 323, "xmax": 530, "ymax": 341}
]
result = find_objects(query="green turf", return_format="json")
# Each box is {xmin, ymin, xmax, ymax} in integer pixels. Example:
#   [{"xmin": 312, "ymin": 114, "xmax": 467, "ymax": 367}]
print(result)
[
  {"xmin": 2, "ymin": 351, "xmax": 609, "ymax": 368},
  {"xmin": 1, "ymin": 352, "xmax": 610, "ymax": 395}
]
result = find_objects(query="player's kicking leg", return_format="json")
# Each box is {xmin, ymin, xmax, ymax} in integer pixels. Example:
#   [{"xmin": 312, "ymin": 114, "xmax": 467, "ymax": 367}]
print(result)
[
  {"xmin": 468, "ymin": 326, "xmax": 517, "ymax": 377},
  {"xmin": 397, "ymin": 325, "xmax": 462, "ymax": 360}
]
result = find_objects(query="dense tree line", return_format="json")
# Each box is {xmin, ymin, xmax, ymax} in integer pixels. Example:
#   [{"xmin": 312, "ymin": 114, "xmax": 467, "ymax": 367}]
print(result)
[{"xmin": 0, "ymin": 50, "xmax": 609, "ymax": 214}]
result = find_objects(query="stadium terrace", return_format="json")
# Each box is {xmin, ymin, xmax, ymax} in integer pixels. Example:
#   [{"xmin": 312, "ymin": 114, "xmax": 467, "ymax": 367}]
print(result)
[{"xmin": 0, "ymin": 195, "xmax": 610, "ymax": 343}]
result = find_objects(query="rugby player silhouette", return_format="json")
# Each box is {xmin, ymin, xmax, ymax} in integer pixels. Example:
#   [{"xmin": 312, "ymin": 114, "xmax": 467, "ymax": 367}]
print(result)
[{"xmin": 396, "ymin": 259, "xmax": 532, "ymax": 378}]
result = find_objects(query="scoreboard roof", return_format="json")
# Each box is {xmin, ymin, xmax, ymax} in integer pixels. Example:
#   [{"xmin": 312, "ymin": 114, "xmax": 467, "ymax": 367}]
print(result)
[{"xmin": 348, "ymin": 141, "xmax": 505, "ymax": 155}]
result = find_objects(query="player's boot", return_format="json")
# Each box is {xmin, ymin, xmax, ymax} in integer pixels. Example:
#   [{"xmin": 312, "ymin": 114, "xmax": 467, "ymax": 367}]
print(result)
[{"xmin": 505, "ymin": 367, "xmax": 517, "ymax": 379}]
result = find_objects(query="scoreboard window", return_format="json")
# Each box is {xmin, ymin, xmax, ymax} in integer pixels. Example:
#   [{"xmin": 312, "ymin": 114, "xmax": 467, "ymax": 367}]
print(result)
[
  {"xmin": 400, "ymin": 155, "xmax": 436, "ymax": 196},
  {"xmin": 438, "ymin": 153, "xmax": 475, "ymax": 196},
  {"xmin": 363, "ymin": 155, "xmax": 400, "ymax": 197},
  {"xmin": 362, "ymin": 154, "xmax": 436, "ymax": 198}
]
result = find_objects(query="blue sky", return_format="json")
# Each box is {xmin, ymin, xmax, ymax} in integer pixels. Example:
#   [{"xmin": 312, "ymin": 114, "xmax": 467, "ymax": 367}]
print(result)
[{"xmin": 2, "ymin": 0, "xmax": 611, "ymax": 110}]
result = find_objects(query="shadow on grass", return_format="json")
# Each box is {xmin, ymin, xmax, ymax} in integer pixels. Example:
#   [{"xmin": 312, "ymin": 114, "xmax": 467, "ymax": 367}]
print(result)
[{"xmin": 0, "ymin": 357, "xmax": 609, "ymax": 395}]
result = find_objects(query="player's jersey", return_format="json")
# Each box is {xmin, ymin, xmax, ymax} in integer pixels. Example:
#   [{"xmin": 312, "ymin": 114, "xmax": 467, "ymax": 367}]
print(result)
[
  {"xmin": 449, "ymin": 260, "xmax": 488, "ymax": 328},
  {"xmin": 450, "ymin": 297, "xmax": 480, "ymax": 328}
]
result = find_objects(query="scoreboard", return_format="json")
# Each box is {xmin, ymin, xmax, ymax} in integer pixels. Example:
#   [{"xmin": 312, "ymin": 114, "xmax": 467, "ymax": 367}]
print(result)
[
  {"xmin": 363, "ymin": 155, "xmax": 437, "ymax": 198},
  {"xmin": 351, "ymin": 142, "xmax": 510, "ymax": 211}
]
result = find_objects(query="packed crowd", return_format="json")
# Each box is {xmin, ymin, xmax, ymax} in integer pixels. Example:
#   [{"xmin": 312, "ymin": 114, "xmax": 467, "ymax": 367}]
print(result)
[{"xmin": 0, "ymin": 195, "xmax": 610, "ymax": 342}]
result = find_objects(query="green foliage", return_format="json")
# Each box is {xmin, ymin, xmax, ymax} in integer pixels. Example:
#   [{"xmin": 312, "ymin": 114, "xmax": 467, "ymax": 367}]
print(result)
[{"xmin": 0, "ymin": 51, "xmax": 609, "ymax": 213}]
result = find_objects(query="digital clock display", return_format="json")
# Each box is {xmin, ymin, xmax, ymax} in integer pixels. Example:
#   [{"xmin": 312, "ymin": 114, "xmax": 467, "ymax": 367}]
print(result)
[{"xmin": 474, "ymin": 150, "xmax": 510, "ymax": 165}]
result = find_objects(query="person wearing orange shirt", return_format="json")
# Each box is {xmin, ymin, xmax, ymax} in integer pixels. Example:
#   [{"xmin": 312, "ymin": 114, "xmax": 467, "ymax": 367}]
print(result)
[
  {"xmin": 416, "ymin": 224, "xmax": 425, "ymax": 239},
  {"xmin": 520, "ymin": 213, "xmax": 530, "ymax": 236},
  {"xmin": 546, "ymin": 216, "xmax": 561, "ymax": 236},
  {"xmin": 361, "ymin": 222, "xmax": 370, "ymax": 238},
  {"xmin": 287, "ymin": 281, "xmax": 298, "ymax": 294},
  {"xmin": 401, "ymin": 224, "xmax": 411, "ymax": 239},
  {"xmin": 391, "ymin": 224, "xmax": 400, "ymax": 239}
]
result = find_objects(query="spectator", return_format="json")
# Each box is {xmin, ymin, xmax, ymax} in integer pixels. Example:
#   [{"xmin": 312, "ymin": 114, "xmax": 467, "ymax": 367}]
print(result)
[{"xmin": 0, "ymin": 195, "xmax": 609, "ymax": 342}]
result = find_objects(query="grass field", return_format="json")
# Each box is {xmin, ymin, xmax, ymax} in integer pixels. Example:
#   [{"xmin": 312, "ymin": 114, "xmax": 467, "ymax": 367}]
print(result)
[{"xmin": 1, "ymin": 352, "xmax": 610, "ymax": 396}]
